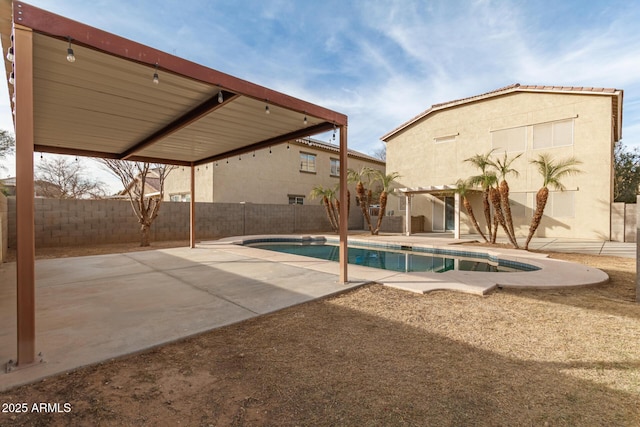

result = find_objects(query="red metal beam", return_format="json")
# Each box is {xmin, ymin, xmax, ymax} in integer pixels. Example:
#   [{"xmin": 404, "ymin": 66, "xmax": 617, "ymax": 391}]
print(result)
[
  {"xmin": 34, "ymin": 145, "xmax": 193, "ymax": 167},
  {"xmin": 194, "ymin": 121, "xmax": 336, "ymax": 166},
  {"xmin": 14, "ymin": 24, "xmax": 37, "ymax": 367},
  {"xmin": 190, "ymin": 165, "xmax": 196, "ymax": 249},
  {"xmin": 339, "ymin": 124, "xmax": 348, "ymax": 284},
  {"xmin": 120, "ymin": 92, "xmax": 238, "ymax": 160}
]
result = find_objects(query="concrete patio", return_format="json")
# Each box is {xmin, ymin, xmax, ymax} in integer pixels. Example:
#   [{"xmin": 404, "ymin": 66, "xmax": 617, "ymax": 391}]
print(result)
[
  {"xmin": 0, "ymin": 245, "xmax": 367, "ymax": 391},
  {"xmin": 0, "ymin": 233, "xmax": 629, "ymax": 391}
]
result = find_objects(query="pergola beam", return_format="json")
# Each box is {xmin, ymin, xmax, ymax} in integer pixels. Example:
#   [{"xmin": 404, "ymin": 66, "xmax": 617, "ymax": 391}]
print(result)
[
  {"xmin": 194, "ymin": 121, "xmax": 336, "ymax": 166},
  {"xmin": 13, "ymin": 23, "xmax": 38, "ymax": 369},
  {"xmin": 33, "ymin": 145, "xmax": 193, "ymax": 166},
  {"xmin": 120, "ymin": 91, "xmax": 238, "ymax": 160}
]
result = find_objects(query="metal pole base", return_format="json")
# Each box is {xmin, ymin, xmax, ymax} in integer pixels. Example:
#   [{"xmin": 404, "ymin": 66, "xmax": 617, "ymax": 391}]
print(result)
[{"xmin": 5, "ymin": 353, "xmax": 46, "ymax": 373}]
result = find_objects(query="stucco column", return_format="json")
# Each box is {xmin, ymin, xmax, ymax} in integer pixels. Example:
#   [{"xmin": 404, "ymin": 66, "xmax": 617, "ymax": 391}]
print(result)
[
  {"xmin": 405, "ymin": 193, "xmax": 411, "ymax": 236},
  {"xmin": 338, "ymin": 124, "xmax": 348, "ymax": 284},
  {"xmin": 454, "ymin": 192, "xmax": 460, "ymax": 239},
  {"xmin": 190, "ymin": 165, "xmax": 196, "ymax": 248},
  {"xmin": 14, "ymin": 25, "xmax": 37, "ymax": 367}
]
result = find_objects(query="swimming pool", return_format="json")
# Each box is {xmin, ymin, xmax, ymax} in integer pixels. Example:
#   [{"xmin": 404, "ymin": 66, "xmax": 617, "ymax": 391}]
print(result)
[{"xmin": 248, "ymin": 241, "xmax": 539, "ymax": 273}]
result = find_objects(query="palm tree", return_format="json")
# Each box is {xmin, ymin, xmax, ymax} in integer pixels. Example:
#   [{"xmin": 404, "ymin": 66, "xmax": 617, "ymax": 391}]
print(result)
[
  {"xmin": 372, "ymin": 171, "xmax": 401, "ymax": 235},
  {"xmin": 488, "ymin": 184, "xmax": 518, "ymax": 247},
  {"xmin": 454, "ymin": 179, "xmax": 488, "ymax": 242},
  {"xmin": 525, "ymin": 154, "xmax": 582, "ymax": 250},
  {"xmin": 490, "ymin": 152, "xmax": 522, "ymax": 248},
  {"xmin": 465, "ymin": 150, "xmax": 497, "ymax": 240},
  {"xmin": 348, "ymin": 167, "xmax": 377, "ymax": 233},
  {"xmin": 309, "ymin": 185, "xmax": 339, "ymax": 232}
]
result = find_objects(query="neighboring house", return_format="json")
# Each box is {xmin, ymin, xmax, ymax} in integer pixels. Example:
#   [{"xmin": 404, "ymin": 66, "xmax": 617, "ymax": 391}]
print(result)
[
  {"xmin": 382, "ymin": 84, "xmax": 623, "ymax": 240},
  {"xmin": 163, "ymin": 138, "xmax": 386, "ymax": 208},
  {"xmin": 117, "ymin": 170, "xmax": 163, "ymax": 199},
  {"xmin": 0, "ymin": 177, "xmax": 62, "ymax": 198}
]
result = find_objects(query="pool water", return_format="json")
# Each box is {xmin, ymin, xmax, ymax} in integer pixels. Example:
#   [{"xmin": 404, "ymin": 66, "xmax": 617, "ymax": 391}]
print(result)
[{"xmin": 251, "ymin": 243, "xmax": 537, "ymax": 273}]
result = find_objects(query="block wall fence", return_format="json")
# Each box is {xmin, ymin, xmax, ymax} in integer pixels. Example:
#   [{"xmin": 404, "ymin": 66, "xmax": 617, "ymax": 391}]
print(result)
[{"xmin": 6, "ymin": 198, "xmax": 403, "ymax": 248}]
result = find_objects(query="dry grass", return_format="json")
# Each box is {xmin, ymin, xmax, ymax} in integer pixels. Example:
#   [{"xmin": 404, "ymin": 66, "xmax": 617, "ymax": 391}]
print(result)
[{"xmin": 1, "ymin": 245, "xmax": 639, "ymax": 426}]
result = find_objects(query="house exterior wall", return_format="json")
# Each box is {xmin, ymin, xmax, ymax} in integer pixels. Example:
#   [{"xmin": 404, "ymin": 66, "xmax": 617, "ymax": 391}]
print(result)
[
  {"xmin": 163, "ymin": 141, "xmax": 386, "ymax": 213},
  {"xmin": 386, "ymin": 92, "xmax": 616, "ymax": 240}
]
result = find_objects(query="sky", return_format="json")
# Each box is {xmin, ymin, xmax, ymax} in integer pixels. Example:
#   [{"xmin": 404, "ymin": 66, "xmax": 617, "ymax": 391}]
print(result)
[{"xmin": 1, "ymin": 0, "xmax": 640, "ymax": 193}]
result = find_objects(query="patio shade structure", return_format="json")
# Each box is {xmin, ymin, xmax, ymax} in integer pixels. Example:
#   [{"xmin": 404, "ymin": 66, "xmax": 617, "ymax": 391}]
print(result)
[
  {"xmin": 0, "ymin": 0, "xmax": 349, "ymax": 370},
  {"xmin": 397, "ymin": 185, "xmax": 463, "ymax": 238}
]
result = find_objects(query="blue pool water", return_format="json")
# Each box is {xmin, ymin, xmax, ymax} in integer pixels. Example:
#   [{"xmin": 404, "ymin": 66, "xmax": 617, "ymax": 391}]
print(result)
[{"xmin": 250, "ymin": 243, "xmax": 538, "ymax": 273}]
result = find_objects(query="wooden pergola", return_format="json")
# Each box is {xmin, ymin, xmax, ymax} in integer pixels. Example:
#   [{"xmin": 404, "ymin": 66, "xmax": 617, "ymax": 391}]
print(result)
[{"xmin": 1, "ymin": 1, "xmax": 349, "ymax": 370}]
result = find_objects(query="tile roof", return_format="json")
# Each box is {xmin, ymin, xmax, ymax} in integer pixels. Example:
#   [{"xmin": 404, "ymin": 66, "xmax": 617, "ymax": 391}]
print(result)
[
  {"xmin": 381, "ymin": 83, "xmax": 623, "ymax": 141},
  {"xmin": 293, "ymin": 138, "xmax": 385, "ymax": 164}
]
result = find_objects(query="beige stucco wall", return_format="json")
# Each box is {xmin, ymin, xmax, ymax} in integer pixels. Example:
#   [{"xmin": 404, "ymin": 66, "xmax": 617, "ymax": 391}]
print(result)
[
  {"xmin": 163, "ymin": 141, "xmax": 386, "ymax": 213},
  {"xmin": 386, "ymin": 92, "xmax": 615, "ymax": 240}
]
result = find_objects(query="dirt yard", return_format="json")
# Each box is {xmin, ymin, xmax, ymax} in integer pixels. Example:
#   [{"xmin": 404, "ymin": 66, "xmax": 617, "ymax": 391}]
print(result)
[{"xmin": 1, "ymin": 242, "xmax": 639, "ymax": 426}]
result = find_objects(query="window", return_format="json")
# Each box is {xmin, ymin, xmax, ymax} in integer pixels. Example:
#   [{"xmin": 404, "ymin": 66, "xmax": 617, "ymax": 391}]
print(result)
[
  {"xmin": 288, "ymin": 195, "xmax": 304, "ymax": 205},
  {"xmin": 300, "ymin": 153, "xmax": 316, "ymax": 173},
  {"xmin": 548, "ymin": 191, "xmax": 575, "ymax": 218},
  {"xmin": 330, "ymin": 159, "xmax": 340, "ymax": 176},
  {"xmin": 491, "ymin": 126, "xmax": 526, "ymax": 153},
  {"xmin": 533, "ymin": 119, "xmax": 574, "ymax": 149},
  {"xmin": 434, "ymin": 134, "xmax": 457, "ymax": 144},
  {"xmin": 170, "ymin": 193, "xmax": 191, "ymax": 202}
]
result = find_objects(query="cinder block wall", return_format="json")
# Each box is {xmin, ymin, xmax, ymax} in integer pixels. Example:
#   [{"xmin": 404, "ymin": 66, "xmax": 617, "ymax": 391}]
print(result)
[
  {"xmin": 0, "ymin": 192, "xmax": 7, "ymax": 262},
  {"xmin": 7, "ymin": 198, "xmax": 366, "ymax": 248}
]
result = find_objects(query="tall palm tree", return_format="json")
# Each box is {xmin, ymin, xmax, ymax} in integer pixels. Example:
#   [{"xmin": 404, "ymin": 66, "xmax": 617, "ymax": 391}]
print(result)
[
  {"xmin": 348, "ymin": 166, "xmax": 376, "ymax": 233},
  {"xmin": 465, "ymin": 150, "xmax": 497, "ymax": 239},
  {"xmin": 490, "ymin": 152, "xmax": 522, "ymax": 248},
  {"xmin": 454, "ymin": 179, "xmax": 488, "ymax": 242},
  {"xmin": 488, "ymin": 185, "xmax": 518, "ymax": 247},
  {"xmin": 525, "ymin": 154, "xmax": 582, "ymax": 250},
  {"xmin": 372, "ymin": 171, "xmax": 401, "ymax": 235},
  {"xmin": 309, "ymin": 185, "xmax": 339, "ymax": 232}
]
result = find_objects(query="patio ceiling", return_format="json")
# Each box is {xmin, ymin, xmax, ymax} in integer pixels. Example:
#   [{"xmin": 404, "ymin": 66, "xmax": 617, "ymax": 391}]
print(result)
[{"xmin": 0, "ymin": 1, "xmax": 346, "ymax": 166}]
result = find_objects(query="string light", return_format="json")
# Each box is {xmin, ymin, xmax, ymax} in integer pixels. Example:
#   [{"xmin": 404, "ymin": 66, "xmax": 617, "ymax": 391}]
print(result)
[
  {"xmin": 269, "ymin": 147, "xmax": 272, "ymax": 154},
  {"xmin": 218, "ymin": 90, "xmax": 223, "ymax": 103},
  {"xmin": 303, "ymin": 113, "xmax": 308, "ymax": 125},
  {"xmin": 8, "ymin": 71, "xmax": 14, "ymax": 85},
  {"xmin": 265, "ymin": 104, "xmax": 270, "ymax": 114},
  {"xmin": 253, "ymin": 151, "xmax": 256, "ymax": 158},
  {"xmin": 152, "ymin": 63, "xmax": 159, "ymax": 85},
  {"xmin": 66, "ymin": 37, "xmax": 76, "ymax": 63},
  {"xmin": 6, "ymin": 35, "xmax": 13, "ymax": 61}
]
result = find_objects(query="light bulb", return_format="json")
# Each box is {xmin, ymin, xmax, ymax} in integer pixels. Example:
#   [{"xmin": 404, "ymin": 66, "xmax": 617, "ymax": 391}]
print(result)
[
  {"xmin": 6, "ymin": 47, "xmax": 14, "ymax": 62},
  {"xmin": 8, "ymin": 72, "xmax": 14, "ymax": 85},
  {"xmin": 218, "ymin": 91, "xmax": 223, "ymax": 103},
  {"xmin": 265, "ymin": 104, "xmax": 270, "ymax": 114},
  {"xmin": 66, "ymin": 47, "xmax": 75, "ymax": 63},
  {"xmin": 303, "ymin": 115, "xmax": 308, "ymax": 125}
]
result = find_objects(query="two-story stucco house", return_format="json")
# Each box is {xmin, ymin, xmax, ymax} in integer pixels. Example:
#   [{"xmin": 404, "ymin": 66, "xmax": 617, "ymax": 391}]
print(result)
[
  {"xmin": 163, "ymin": 137, "xmax": 385, "ymax": 207},
  {"xmin": 382, "ymin": 84, "xmax": 623, "ymax": 240}
]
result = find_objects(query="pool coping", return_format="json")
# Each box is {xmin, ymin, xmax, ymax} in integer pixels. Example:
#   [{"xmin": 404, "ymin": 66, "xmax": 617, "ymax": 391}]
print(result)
[{"xmin": 209, "ymin": 235, "xmax": 610, "ymax": 295}]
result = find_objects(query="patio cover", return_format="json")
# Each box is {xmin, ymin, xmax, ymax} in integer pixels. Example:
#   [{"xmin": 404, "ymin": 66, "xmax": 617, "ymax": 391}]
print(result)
[
  {"xmin": 397, "ymin": 185, "xmax": 463, "ymax": 238},
  {"xmin": 0, "ymin": 1, "xmax": 349, "ymax": 370}
]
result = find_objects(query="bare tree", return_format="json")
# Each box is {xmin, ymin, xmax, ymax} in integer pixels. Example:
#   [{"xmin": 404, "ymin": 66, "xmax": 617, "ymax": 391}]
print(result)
[
  {"xmin": 101, "ymin": 160, "xmax": 175, "ymax": 247},
  {"xmin": 35, "ymin": 156, "xmax": 107, "ymax": 199},
  {"xmin": 0, "ymin": 129, "xmax": 15, "ymax": 174},
  {"xmin": 371, "ymin": 144, "xmax": 386, "ymax": 162}
]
